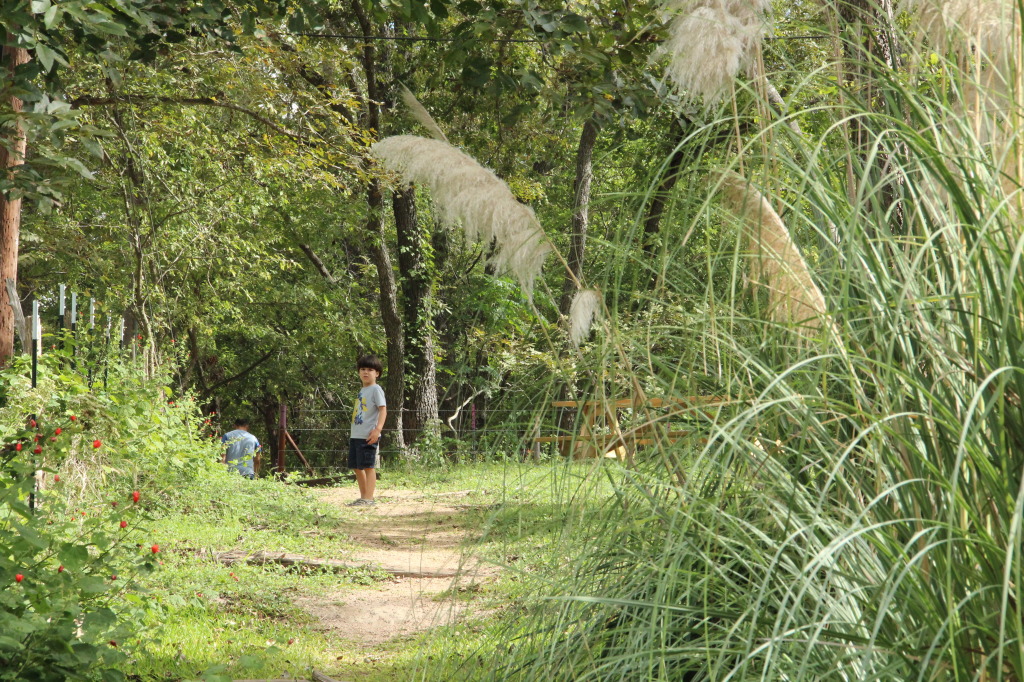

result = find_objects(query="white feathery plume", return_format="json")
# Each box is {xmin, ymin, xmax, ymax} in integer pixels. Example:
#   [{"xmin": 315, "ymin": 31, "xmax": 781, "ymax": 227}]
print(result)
[
  {"xmin": 568, "ymin": 289, "xmax": 602, "ymax": 348},
  {"xmin": 719, "ymin": 174, "xmax": 830, "ymax": 336},
  {"xmin": 901, "ymin": 0, "xmax": 1017, "ymax": 62},
  {"xmin": 399, "ymin": 85, "xmax": 448, "ymax": 143},
  {"xmin": 902, "ymin": 0, "xmax": 1021, "ymax": 194},
  {"xmin": 656, "ymin": 0, "xmax": 770, "ymax": 104},
  {"xmin": 371, "ymin": 135, "xmax": 552, "ymax": 294}
]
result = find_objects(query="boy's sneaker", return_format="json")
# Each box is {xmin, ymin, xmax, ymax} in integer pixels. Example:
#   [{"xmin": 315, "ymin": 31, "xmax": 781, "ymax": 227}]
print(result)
[{"xmin": 346, "ymin": 498, "xmax": 376, "ymax": 507}]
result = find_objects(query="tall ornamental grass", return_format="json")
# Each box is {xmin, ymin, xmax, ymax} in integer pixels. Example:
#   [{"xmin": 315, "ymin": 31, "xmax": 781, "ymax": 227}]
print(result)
[{"xmin": 437, "ymin": 5, "xmax": 1024, "ymax": 681}]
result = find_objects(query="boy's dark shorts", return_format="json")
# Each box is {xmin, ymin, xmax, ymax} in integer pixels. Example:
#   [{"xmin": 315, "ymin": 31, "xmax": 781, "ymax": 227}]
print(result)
[{"xmin": 348, "ymin": 438, "xmax": 378, "ymax": 469}]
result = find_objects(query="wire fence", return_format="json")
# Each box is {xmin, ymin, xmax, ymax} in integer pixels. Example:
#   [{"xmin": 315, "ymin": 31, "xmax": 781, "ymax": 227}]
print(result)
[
  {"xmin": 7, "ymin": 285, "xmax": 627, "ymax": 475},
  {"xmin": 276, "ymin": 407, "xmax": 546, "ymax": 472}
]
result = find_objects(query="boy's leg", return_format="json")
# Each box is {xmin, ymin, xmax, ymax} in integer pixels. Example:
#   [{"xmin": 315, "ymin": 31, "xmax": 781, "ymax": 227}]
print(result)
[
  {"xmin": 363, "ymin": 467, "xmax": 376, "ymax": 500},
  {"xmin": 353, "ymin": 468, "xmax": 376, "ymax": 500}
]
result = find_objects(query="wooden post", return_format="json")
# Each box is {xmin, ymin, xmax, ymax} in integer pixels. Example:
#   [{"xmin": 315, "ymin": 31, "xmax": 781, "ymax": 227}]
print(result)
[
  {"xmin": 276, "ymin": 403, "xmax": 287, "ymax": 475},
  {"xmin": 284, "ymin": 430, "xmax": 314, "ymax": 475}
]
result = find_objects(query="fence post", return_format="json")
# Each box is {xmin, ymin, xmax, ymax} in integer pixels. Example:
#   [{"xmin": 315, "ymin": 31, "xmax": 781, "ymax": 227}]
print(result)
[
  {"xmin": 29, "ymin": 300, "xmax": 39, "ymax": 514},
  {"xmin": 277, "ymin": 403, "xmax": 287, "ymax": 475}
]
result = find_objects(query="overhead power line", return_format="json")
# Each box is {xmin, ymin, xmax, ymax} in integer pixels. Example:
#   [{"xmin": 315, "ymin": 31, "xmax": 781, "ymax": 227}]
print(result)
[{"xmin": 290, "ymin": 32, "xmax": 828, "ymax": 44}]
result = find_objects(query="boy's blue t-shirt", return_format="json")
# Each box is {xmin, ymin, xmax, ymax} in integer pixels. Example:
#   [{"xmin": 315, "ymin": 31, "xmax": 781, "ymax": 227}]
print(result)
[
  {"xmin": 222, "ymin": 429, "xmax": 260, "ymax": 476},
  {"xmin": 350, "ymin": 384, "xmax": 386, "ymax": 440}
]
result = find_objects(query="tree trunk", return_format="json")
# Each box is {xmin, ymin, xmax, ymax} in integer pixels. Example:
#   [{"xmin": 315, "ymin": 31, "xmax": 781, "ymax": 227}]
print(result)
[
  {"xmin": 354, "ymin": 0, "xmax": 405, "ymax": 452},
  {"xmin": 394, "ymin": 185, "xmax": 439, "ymax": 444},
  {"xmin": 559, "ymin": 118, "xmax": 599, "ymax": 318},
  {"xmin": 365, "ymin": 188, "xmax": 405, "ymax": 452},
  {"xmin": 0, "ymin": 45, "xmax": 29, "ymax": 367},
  {"xmin": 642, "ymin": 119, "xmax": 690, "ymax": 260}
]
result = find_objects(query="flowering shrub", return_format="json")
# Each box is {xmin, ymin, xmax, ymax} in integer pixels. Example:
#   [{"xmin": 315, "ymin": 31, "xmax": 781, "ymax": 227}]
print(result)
[
  {"xmin": 0, "ymin": 445, "xmax": 156, "ymax": 681},
  {"xmin": 0, "ymin": 354, "xmax": 218, "ymax": 680}
]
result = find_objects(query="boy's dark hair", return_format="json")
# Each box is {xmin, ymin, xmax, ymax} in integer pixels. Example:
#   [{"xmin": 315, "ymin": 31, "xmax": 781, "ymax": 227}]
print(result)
[
  {"xmin": 356, "ymin": 354, "xmax": 384, "ymax": 375},
  {"xmin": 234, "ymin": 418, "xmax": 250, "ymax": 428}
]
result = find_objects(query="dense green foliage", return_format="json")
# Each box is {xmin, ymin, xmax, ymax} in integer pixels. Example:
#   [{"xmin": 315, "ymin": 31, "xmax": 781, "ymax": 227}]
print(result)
[
  {"xmin": 0, "ymin": 353, "xmax": 206, "ymax": 680},
  {"xmin": 2, "ymin": 0, "xmax": 1023, "ymax": 679}
]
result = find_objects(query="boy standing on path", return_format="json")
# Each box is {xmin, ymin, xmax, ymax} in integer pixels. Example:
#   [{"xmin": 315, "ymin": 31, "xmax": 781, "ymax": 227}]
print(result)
[{"xmin": 348, "ymin": 354, "xmax": 387, "ymax": 506}]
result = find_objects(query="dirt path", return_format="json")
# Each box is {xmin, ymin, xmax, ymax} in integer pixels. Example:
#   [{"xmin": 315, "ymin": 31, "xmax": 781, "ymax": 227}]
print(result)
[{"xmin": 296, "ymin": 488, "xmax": 497, "ymax": 647}]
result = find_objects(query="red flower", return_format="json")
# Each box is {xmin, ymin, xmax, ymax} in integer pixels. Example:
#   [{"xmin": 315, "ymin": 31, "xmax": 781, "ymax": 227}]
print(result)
[
  {"xmin": 151, "ymin": 544, "xmax": 159, "ymax": 554},
  {"xmin": 54, "ymin": 428, "xmax": 61, "ymax": 435},
  {"xmin": 108, "ymin": 640, "xmax": 117, "ymax": 647},
  {"xmin": 58, "ymin": 565, "xmax": 64, "ymax": 573},
  {"xmin": 14, "ymin": 574, "xmax": 23, "ymax": 583},
  {"xmin": 132, "ymin": 490, "xmax": 140, "ymax": 503},
  {"xmin": 15, "ymin": 443, "xmax": 21, "ymax": 452},
  {"xmin": 53, "ymin": 475, "xmax": 60, "ymax": 482},
  {"xmin": 49, "ymin": 437, "xmax": 57, "ymax": 442},
  {"xmin": 171, "ymin": 339, "xmax": 176, "ymax": 343},
  {"xmin": 110, "ymin": 574, "xmax": 117, "ymax": 581},
  {"xmin": 137, "ymin": 334, "xmax": 142, "ymax": 340},
  {"xmin": 92, "ymin": 440, "xmax": 101, "ymax": 449},
  {"xmin": 120, "ymin": 520, "xmax": 127, "ymax": 529},
  {"xmin": 70, "ymin": 415, "xmax": 77, "ymax": 422},
  {"xmin": 111, "ymin": 501, "xmax": 118, "ymax": 508},
  {"xmin": 33, "ymin": 434, "xmax": 40, "ymax": 442},
  {"xmin": 29, "ymin": 419, "xmax": 36, "ymax": 428},
  {"xmin": 32, "ymin": 446, "xmax": 42, "ymax": 455}
]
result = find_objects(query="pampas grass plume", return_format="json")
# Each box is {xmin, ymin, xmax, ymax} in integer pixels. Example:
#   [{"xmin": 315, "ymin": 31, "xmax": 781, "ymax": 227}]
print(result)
[
  {"xmin": 657, "ymin": 0, "xmax": 770, "ymax": 104},
  {"xmin": 719, "ymin": 174, "xmax": 829, "ymax": 335},
  {"xmin": 399, "ymin": 85, "xmax": 448, "ymax": 143},
  {"xmin": 901, "ymin": 0, "xmax": 1016, "ymax": 61},
  {"xmin": 568, "ymin": 289, "xmax": 602, "ymax": 348},
  {"xmin": 371, "ymin": 135, "xmax": 551, "ymax": 294}
]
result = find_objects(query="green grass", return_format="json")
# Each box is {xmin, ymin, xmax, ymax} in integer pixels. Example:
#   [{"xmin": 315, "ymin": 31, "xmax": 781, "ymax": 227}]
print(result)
[{"xmin": 122, "ymin": 459, "xmax": 623, "ymax": 681}]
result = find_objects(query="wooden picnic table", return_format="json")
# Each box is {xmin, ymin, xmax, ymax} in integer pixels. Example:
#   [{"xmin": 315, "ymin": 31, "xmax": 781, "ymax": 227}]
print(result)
[{"xmin": 534, "ymin": 396, "xmax": 724, "ymax": 459}]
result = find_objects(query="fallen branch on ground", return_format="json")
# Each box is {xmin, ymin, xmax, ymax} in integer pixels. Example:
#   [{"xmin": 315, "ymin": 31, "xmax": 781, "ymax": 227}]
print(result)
[{"xmin": 205, "ymin": 549, "xmax": 463, "ymax": 579}]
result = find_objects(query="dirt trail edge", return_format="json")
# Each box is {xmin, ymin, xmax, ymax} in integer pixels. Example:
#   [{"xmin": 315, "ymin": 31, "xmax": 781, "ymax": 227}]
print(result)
[{"xmin": 296, "ymin": 488, "xmax": 499, "ymax": 647}]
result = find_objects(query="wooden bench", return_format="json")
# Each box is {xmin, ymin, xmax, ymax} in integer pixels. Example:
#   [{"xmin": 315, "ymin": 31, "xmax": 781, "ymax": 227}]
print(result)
[{"xmin": 535, "ymin": 396, "xmax": 724, "ymax": 460}]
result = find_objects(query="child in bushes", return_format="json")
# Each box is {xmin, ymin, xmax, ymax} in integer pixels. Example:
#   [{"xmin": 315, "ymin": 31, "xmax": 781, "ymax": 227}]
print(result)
[
  {"xmin": 222, "ymin": 418, "xmax": 260, "ymax": 479},
  {"xmin": 348, "ymin": 354, "xmax": 387, "ymax": 506}
]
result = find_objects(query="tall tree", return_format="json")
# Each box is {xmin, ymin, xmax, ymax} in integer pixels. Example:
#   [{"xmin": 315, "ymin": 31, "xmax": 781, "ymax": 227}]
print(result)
[
  {"xmin": 350, "ymin": 0, "xmax": 406, "ymax": 450},
  {"xmin": 0, "ymin": 42, "xmax": 28, "ymax": 363},
  {"xmin": 394, "ymin": 186, "xmax": 439, "ymax": 442},
  {"xmin": 0, "ymin": 0, "xmax": 326, "ymax": 365}
]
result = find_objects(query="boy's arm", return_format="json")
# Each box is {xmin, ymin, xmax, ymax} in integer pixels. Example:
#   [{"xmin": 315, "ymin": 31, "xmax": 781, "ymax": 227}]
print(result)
[{"xmin": 368, "ymin": 405, "xmax": 387, "ymax": 444}]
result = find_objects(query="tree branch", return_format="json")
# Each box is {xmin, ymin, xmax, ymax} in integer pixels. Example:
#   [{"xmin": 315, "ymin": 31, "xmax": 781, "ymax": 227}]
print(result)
[
  {"xmin": 200, "ymin": 349, "xmax": 276, "ymax": 398},
  {"xmin": 71, "ymin": 95, "xmax": 309, "ymax": 143},
  {"xmin": 297, "ymin": 243, "xmax": 337, "ymax": 284}
]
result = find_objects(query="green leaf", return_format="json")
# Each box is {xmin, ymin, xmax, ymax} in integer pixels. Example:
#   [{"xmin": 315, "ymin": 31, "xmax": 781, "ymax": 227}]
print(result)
[
  {"xmin": 429, "ymin": 0, "xmax": 449, "ymax": 19},
  {"xmin": 43, "ymin": 5, "xmax": 61, "ymax": 28},
  {"xmin": 59, "ymin": 543, "xmax": 89, "ymax": 570},
  {"xmin": 77, "ymin": 576, "xmax": 110, "ymax": 595},
  {"xmin": 462, "ymin": 57, "xmax": 491, "ymax": 88},
  {"xmin": 60, "ymin": 157, "xmax": 95, "ymax": 180},
  {"xmin": 0, "ymin": 635, "xmax": 25, "ymax": 652},
  {"xmin": 35, "ymin": 43, "xmax": 56, "ymax": 73},
  {"xmin": 560, "ymin": 13, "xmax": 588, "ymax": 33},
  {"xmin": 12, "ymin": 522, "xmax": 48, "ymax": 549}
]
